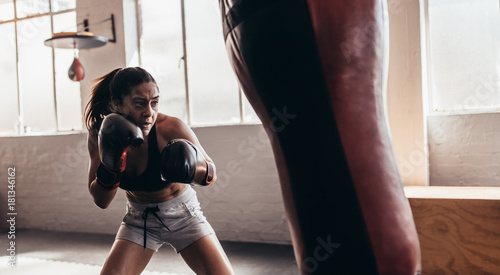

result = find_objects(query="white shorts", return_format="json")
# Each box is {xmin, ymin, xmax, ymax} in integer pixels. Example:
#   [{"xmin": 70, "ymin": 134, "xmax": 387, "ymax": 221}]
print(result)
[{"xmin": 116, "ymin": 185, "xmax": 215, "ymax": 252}]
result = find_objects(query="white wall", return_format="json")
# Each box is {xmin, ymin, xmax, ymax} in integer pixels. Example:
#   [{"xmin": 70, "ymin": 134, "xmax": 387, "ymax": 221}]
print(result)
[
  {"xmin": 428, "ymin": 113, "xmax": 500, "ymax": 187},
  {"xmin": 186, "ymin": 125, "xmax": 289, "ymax": 243},
  {"xmin": 0, "ymin": 124, "xmax": 291, "ymax": 244}
]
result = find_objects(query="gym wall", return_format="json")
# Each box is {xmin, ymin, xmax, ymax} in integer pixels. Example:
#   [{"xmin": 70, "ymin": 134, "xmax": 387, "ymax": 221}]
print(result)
[{"xmin": 0, "ymin": 124, "xmax": 291, "ymax": 244}]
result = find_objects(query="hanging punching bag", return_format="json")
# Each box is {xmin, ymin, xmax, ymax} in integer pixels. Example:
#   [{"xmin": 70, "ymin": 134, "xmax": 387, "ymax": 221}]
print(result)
[
  {"xmin": 219, "ymin": 0, "xmax": 421, "ymax": 274},
  {"xmin": 68, "ymin": 57, "xmax": 85, "ymax": 82}
]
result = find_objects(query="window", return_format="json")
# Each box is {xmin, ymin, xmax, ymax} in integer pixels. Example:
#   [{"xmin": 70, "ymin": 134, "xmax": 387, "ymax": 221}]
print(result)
[
  {"xmin": 424, "ymin": 0, "xmax": 500, "ymax": 187},
  {"xmin": 0, "ymin": 0, "xmax": 82, "ymax": 135},
  {"xmin": 426, "ymin": 0, "xmax": 500, "ymax": 113},
  {"xmin": 139, "ymin": 0, "xmax": 259, "ymax": 126}
]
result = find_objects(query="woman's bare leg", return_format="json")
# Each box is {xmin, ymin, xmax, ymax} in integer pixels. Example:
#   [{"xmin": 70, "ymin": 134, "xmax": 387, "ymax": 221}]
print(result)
[
  {"xmin": 180, "ymin": 234, "xmax": 234, "ymax": 275},
  {"xmin": 101, "ymin": 239, "xmax": 155, "ymax": 275}
]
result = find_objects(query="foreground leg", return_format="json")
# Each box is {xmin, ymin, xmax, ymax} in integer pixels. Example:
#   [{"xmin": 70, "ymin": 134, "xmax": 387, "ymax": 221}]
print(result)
[
  {"xmin": 180, "ymin": 234, "xmax": 234, "ymax": 275},
  {"xmin": 101, "ymin": 239, "xmax": 154, "ymax": 275}
]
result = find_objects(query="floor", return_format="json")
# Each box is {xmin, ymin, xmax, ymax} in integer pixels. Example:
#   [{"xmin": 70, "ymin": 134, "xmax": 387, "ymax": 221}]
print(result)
[{"xmin": 0, "ymin": 229, "xmax": 298, "ymax": 275}]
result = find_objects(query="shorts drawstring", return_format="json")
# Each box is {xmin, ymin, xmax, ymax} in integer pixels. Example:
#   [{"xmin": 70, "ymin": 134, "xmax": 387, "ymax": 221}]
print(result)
[{"xmin": 142, "ymin": 206, "xmax": 170, "ymax": 249}]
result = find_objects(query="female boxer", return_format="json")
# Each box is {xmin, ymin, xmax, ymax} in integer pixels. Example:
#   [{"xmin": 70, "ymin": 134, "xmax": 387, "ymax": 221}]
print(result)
[{"xmin": 85, "ymin": 67, "xmax": 234, "ymax": 275}]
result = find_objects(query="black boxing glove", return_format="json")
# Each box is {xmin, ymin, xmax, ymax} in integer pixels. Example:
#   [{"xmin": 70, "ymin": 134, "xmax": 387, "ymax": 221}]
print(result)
[
  {"xmin": 160, "ymin": 139, "xmax": 215, "ymax": 186},
  {"xmin": 96, "ymin": 113, "xmax": 144, "ymax": 189}
]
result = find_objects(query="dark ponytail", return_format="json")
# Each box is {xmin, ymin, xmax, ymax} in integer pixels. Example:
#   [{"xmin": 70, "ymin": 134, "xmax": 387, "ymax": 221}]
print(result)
[
  {"xmin": 84, "ymin": 67, "xmax": 157, "ymax": 137},
  {"xmin": 84, "ymin": 68, "xmax": 121, "ymax": 137}
]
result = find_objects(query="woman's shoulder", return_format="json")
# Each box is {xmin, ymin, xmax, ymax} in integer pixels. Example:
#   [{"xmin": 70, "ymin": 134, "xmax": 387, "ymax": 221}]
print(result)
[
  {"xmin": 156, "ymin": 113, "xmax": 185, "ymax": 130},
  {"xmin": 155, "ymin": 113, "xmax": 190, "ymax": 140}
]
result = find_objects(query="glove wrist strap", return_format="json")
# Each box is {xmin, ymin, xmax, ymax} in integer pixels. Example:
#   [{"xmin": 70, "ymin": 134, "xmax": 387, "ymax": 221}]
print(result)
[
  {"xmin": 96, "ymin": 163, "xmax": 121, "ymax": 190},
  {"xmin": 205, "ymin": 162, "xmax": 215, "ymax": 185}
]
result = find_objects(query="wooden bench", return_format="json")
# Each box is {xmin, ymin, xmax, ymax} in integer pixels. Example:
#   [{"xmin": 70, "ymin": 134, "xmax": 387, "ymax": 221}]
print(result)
[{"xmin": 404, "ymin": 186, "xmax": 500, "ymax": 275}]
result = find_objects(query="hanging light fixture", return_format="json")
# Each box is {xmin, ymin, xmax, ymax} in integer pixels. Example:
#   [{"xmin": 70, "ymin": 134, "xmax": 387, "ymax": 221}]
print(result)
[{"xmin": 44, "ymin": 14, "xmax": 116, "ymax": 82}]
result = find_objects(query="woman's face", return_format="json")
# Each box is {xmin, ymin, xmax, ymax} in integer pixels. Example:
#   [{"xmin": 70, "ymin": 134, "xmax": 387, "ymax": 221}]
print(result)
[{"xmin": 115, "ymin": 82, "xmax": 159, "ymax": 136}]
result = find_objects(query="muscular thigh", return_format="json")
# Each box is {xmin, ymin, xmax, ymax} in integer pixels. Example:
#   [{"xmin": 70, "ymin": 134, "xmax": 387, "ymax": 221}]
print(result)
[
  {"xmin": 101, "ymin": 239, "xmax": 155, "ymax": 275},
  {"xmin": 180, "ymin": 234, "xmax": 234, "ymax": 275}
]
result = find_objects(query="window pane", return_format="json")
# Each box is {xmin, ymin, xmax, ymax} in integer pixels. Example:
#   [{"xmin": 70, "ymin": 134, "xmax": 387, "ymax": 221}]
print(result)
[
  {"xmin": 428, "ymin": 0, "xmax": 500, "ymax": 112},
  {"xmin": 53, "ymin": 11, "xmax": 82, "ymax": 131},
  {"xmin": 52, "ymin": 9, "xmax": 75, "ymax": 32},
  {"xmin": 17, "ymin": 16, "xmax": 56, "ymax": 133},
  {"xmin": 140, "ymin": 0, "xmax": 187, "ymax": 122},
  {"xmin": 0, "ymin": 22, "xmax": 19, "ymax": 134},
  {"xmin": 50, "ymin": 0, "xmax": 75, "ymax": 13},
  {"xmin": 16, "ymin": 0, "xmax": 50, "ymax": 18},
  {"xmin": 185, "ymin": 0, "xmax": 240, "ymax": 125},
  {"xmin": 0, "ymin": 0, "xmax": 14, "ymax": 21}
]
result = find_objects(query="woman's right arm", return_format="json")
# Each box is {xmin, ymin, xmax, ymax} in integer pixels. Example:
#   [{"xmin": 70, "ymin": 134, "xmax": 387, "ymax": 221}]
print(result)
[{"xmin": 87, "ymin": 133, "xmax": 118, "ymax": 209}]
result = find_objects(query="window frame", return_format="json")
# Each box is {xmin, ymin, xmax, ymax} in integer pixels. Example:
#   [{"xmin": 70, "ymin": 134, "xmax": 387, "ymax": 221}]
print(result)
[
  {"xmin": 0, "ymin": 0, "xmax": 78, "ymax": 135},
  {"xmin": 136, "ymin": 0, "xmax": 258, "ymax": 127}
]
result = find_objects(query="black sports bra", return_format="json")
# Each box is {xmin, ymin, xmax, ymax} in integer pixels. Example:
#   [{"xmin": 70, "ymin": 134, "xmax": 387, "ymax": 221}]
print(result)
[{"xmin": 119, "ymin": 124, "xmax": 165, "ymax": 192}]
